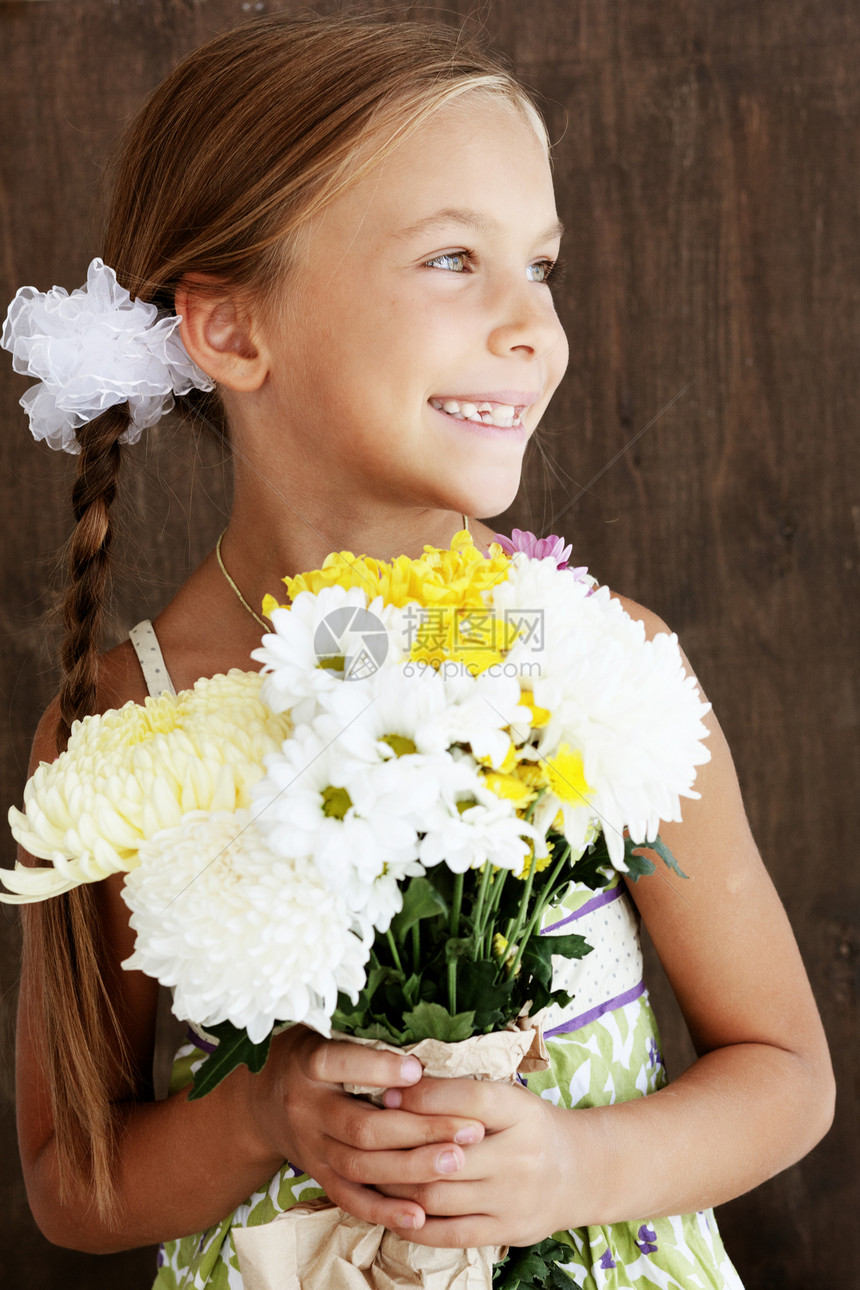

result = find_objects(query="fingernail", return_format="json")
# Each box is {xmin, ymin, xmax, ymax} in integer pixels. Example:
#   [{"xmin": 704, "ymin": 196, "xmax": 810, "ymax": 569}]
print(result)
[
  {"xmin": 436, "ymin": 1149, "xmax": 461, "ymax": 1174},
  {"xmin": 382, "ymin": 1088, "xmax": 402, "ymax": 1109},
  {"xmin": 397, "ymin": 1212, "xmax": 417, "ymax": 1229},
  {"xmin": 400, "ymin": 1056, "xmax": 422, "ymax": 1083},
  {"xmin": 454, "ymin": 1126, "xmax": 480, "ymax": 1145}
]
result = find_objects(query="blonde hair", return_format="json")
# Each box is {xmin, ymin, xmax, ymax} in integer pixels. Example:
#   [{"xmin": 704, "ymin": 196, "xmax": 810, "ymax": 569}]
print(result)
[{"xmin": 33, "ymin": 12, "xmax": 548, "ymax": 1222}]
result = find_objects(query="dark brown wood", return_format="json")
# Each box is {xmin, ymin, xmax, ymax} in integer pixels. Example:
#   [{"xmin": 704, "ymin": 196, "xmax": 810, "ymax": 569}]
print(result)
[{"xmin": 1, "ymin": 1, "xmax": 856, "ymax": 1284}]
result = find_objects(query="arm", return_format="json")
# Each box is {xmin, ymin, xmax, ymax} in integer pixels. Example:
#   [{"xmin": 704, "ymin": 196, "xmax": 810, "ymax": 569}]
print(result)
[
  {"xmin": 376, "ymin": 609, "xmax": 835, "ymax": 1247},
  {"xmin": 15, "ymin": 691, "xmax": 486, "ymax": 1253}
]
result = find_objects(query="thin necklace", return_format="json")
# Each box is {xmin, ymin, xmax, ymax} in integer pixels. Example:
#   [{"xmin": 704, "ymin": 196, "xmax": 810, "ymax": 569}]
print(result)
[
  {"xmin": 215, "ymin": 514, "xmax": 470, "ymax": 629},
  {"xmin": 215, "ymin": 529, "xmax": 268, "ymax": 630}
]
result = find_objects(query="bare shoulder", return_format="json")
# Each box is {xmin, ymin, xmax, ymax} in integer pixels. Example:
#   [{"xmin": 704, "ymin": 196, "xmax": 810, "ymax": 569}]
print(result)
[{"xmin": 610, "ymin": 590, "xmax": 672, "ymax": 642}]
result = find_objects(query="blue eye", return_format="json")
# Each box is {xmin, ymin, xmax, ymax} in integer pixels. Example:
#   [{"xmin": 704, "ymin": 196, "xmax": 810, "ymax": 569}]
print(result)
[
  {"xmin": 425, "ymin": 252, "xmax": 471, "ymax": 272},
  {"xmin": 527, "ymin": 259, "xmax": 558, "ymax": 284}
]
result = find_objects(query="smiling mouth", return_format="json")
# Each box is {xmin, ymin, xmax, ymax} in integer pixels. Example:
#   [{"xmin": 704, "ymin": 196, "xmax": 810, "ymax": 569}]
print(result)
[{"xmin": 429, "ymin": 398, "xmax": 527, "ymax": 429}]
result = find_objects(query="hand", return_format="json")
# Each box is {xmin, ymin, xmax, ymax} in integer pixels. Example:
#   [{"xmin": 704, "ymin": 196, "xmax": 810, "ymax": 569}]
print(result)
[
  {"xmin": 245, "ymin": 1027, "xmax": 487, "ymax": 1232},
  {"xmin": 376, "ymin": 1076, "xmax": 574, "ymax": 1248}
]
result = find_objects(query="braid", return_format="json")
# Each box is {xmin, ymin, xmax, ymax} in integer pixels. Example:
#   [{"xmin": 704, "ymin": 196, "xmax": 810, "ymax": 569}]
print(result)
[{"xmin": 56, "ymin": 406, "xmax": 127, "ymax": 749}]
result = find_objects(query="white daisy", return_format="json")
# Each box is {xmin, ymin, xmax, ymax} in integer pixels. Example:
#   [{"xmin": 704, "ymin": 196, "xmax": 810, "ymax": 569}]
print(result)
[
  {"xmin": 418, "ymin": 792, "xmax": 538, "ymax": 875},
  {"xmin": 251, "ymin": 724, "xmax": 424, "ymax": 932},
  {"xmin": 251, "ymin": 585, "xmax": 404, "ymax": 720}
]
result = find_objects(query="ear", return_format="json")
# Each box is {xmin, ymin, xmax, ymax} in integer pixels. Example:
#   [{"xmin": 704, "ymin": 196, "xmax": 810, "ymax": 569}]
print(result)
[{"xmin": 174, "ymin": 276, "xmax": 269, "ymax": 392}]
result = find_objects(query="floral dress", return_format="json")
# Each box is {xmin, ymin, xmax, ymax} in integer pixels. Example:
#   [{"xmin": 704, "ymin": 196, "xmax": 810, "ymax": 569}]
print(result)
[{"xmin": 152, "ymin": 871, "xmax": 745, "ymax": 1290}]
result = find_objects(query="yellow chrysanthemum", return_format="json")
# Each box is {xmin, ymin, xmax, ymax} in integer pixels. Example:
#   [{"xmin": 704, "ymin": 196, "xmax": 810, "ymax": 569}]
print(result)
[
  {"xmin": 545, "ymin": 742, "xmax": 592, "ymax": 805},
  {"xmin": 3, "ymin": 671, "xmax": 291, "ymax": 904},
  {"xmin": 479, "ymin": 769, "xmax": 537, "ymax": 809},
  {"xmin": 515, "ymin": 842, "xmax": 555, "ymax": 881},
  {"xmin": 409, "ymin": 602, "xmax": 520, "ymax": 674},
  {"xmin": 492, "ymin": 932, "xmax": 521, "ymax": 972},
  {"xmin": 518, "ymin": 688, "xmax": 551, "ymax": 729},
  {"xmin": 266, "ymin": 530, "xmax": 512, "ymax": 612},
  {"xmin": 513, "ymin": 760, "xmax": 552, "ymax": 793}
]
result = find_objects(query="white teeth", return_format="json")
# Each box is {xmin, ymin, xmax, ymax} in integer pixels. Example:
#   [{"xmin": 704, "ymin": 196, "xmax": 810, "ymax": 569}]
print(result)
[
  {"xmin": 490, "ymin": 408, "xmax": 516, "ymax": 427},
  {"xmin": 431, "ymin": 398, "xmax": 522, "ymax": 429}
]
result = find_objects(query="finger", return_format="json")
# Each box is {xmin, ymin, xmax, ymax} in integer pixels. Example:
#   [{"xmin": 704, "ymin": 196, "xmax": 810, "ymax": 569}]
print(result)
[
  {"xmin": 377, "ymin": 1178, "xmax": 487, "ymax": 1216},
  {"xmin": 323, "ymin": 1174, "xmax": 427, "ymax": 1233},
  {"xmin": 327, "ymin": 1101, "xmax": 486, "ymax": 1153},
  {"xmin": 383, "ymin": 1075, "xmax": 526, "ymax": 1126},
  {"xmin": 324, "ymin": 1137, "xmax": 470, "ymax": 1187},
  {"xmin": 305, "ymin": 1039, "xmax": 424, "ymax": 1089},
  {"xmin": 397, "ymin": 1214, "xmax": 502, "ymax": 1248}
]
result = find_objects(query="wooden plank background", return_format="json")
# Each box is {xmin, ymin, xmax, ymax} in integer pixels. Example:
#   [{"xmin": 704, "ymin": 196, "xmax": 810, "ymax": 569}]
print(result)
[{"xmin": 1, "ymin": 1, "xmax": 856, "ymax": 1285}]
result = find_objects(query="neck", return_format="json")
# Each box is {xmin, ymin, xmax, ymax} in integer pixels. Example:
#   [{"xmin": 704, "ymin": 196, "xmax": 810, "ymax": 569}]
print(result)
[{"xmin": 215, "ymin": 500, "xmax": 484, "ymax": 628}]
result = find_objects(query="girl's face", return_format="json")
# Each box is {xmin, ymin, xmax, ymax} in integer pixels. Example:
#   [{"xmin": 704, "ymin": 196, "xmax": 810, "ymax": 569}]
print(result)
[{"xmin": 256, "ymin": 93, "xmax": 568, "ymax": 521}]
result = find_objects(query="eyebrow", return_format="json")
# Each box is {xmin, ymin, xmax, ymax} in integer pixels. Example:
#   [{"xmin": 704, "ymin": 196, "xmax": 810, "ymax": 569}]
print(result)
[{"xmin": 394, "ymin": 207, "xmax": 564, "ymax": 244}]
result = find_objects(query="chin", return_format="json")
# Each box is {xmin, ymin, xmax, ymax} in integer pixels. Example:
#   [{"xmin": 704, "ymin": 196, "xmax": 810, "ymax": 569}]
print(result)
[{"xmin": 467, "ymin": 472, "xmax": 524, "ymax": 522}]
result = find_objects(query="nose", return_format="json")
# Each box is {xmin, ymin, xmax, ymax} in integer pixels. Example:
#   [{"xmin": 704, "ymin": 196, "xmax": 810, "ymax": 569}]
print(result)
[{"xmin": 486, "ymin": 280, "xmax": 567, "ymax": 365}]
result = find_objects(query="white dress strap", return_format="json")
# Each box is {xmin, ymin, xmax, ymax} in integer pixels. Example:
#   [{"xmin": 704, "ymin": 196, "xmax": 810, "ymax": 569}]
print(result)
[
  {"xmin": 129, "ymin": 619, "xmax": 176, "ymax": 697},
  {"xmin": 128, "ymin": 619, "xmax": 184, "ymax": 1096}
]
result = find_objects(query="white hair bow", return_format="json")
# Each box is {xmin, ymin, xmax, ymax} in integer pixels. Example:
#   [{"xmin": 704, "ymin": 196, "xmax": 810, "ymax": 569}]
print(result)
[{"xmin": 1, "ymin": 258, "xmax": 215, "ymax": 454}]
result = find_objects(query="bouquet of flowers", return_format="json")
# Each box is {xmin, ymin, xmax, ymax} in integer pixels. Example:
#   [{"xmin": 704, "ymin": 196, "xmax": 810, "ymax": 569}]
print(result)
[{"xmin": 3, "ymin": 527, "xmax": 710, "ymax": 1290}]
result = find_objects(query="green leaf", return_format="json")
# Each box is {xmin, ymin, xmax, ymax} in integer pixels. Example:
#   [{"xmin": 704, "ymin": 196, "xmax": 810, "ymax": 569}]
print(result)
[
  {"xmin": 521, "ymin": 932, "xmax": 592, "ymax": 991},
  {"xmin": 400, "ymin": 972, "xmax": 422, "ymax": 1006},
  {"xmin": 493, "ymin": 1236, "xmax": 579, "ymax": 1289},
  {"xmin": 568, "ymin": 843, "xmax": 614, "ymax": 890},
  {"xmin": 444, "ymin": 936, "xmax": 474, "ymax": 962},
  {"xmin": 455, "ymin": 957, "xmax": 516, "ymax": 1031},
  {"xmin": 346, "ymin": 1019, "xmax": 408, "ymax": 1043},
  {"xmin": 390, "ymin": 876, "xmax": 448, "ymax": 938},
  {"xmin": 331, "ymin": 961, "xmax": 401, "ymax": 1033},
  {"xmin": 401, "ymin": 1001, "xmax": 476, "ymax": 1041},
  {"xmin": 187, "ymin": 1022, "xmax": 272, "ymax": 1101},
  {"xmin": 624, "ymin": 833, "xmax": 688, "ymax": 882}
]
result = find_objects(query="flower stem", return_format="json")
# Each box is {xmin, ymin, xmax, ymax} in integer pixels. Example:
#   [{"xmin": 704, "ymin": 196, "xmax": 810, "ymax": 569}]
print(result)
[
  {"xmin": 472, "ymin": 863, "xmax": 494, "ymax": 951},
  {"xmin": 449, "ymin": 871, "xmax": 464, "ymax": 937},
  {"xmin": 507, "ymin": 844, "xmax": 571, "ymax": 979},
  {"xmin": 448, "ymin": 957, "xmax": 458, "ymax": 1014},
  {"xmin": 386, "ymin": 929, "xmax": 404, "ymax": 977},
  {"xmin": 505, "ymin": 852, "xmax": 538, "ymax": 960},
  {"xmin": 484, "ymin": 866, "xmax": 509, "ymax": 949},
  {"xmin": 480, "ymin": 868, "xmax": 506, "ymax": 959}
]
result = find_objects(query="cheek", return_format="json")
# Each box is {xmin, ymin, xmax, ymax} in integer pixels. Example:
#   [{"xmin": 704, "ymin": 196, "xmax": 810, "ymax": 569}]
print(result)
[{"xmin": 550, "ymin": 321, "xmax": 570, "ymax": 386}]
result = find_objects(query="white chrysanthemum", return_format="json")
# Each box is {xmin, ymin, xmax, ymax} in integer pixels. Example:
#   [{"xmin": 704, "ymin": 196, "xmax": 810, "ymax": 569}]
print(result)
[
  {"xmin": 490, "ymin": 570, "xmax": 711, "ymax": 867},
  {"xmin": 252, "ymin": 724, "xmax": 425, "ymax": 932},
  {"xmin": 430, "ymin": 669, "xmax": 531, "ymax": 769},
  {"xmin": 313, "ymin": 663, "xmax": 479, "ymax": 792},
  {"xmin": 3, "ymin": 671, "xmax": 291, "ymax": 903},
  {"xmin": 418, "ymin": 792, "xmax": 538, "ymax": 875},
  {"xmin": 122, "ymin": 810, "xmax": 369, "ymax": 1042},
  {"xmin": 252, "ymin": 585, "xmax": 405, "ymax": 723}
]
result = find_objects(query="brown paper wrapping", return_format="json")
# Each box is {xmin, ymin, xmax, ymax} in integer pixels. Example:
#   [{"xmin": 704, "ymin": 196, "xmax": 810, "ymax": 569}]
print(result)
[{"xmin": 232, "ymin": 1020, "xmax": 549, "ymax": 1290}]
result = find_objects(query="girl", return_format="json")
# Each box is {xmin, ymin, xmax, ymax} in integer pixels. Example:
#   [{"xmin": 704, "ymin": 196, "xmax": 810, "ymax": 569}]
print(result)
[{"xmin": 6, "ymin": 13, "xmax": 833, "ymax": 1289}]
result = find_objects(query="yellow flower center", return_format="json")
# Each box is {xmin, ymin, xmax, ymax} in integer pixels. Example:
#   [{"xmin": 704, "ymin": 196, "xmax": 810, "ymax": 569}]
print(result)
[
  {"xmin": 546, "ymin": 742, "xmax": 592, "ymax": 805},
  {"xmin": 380, "ymin": 733, "xmax": 418, "ymax": 757},
  {"xmin": 480, "ymin": 769, "xmax": 536, "ymax": 807},
  {"xmin": 518, "ymin": 688, "xmax": 551, "ymax": 729},
  {"xmin": 515, "ymin": 842, "xmax": 554, "ymax": 880},
  {"xmin": 321, "ymin": 785, "xmax": 353, "ymax": 819}
]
